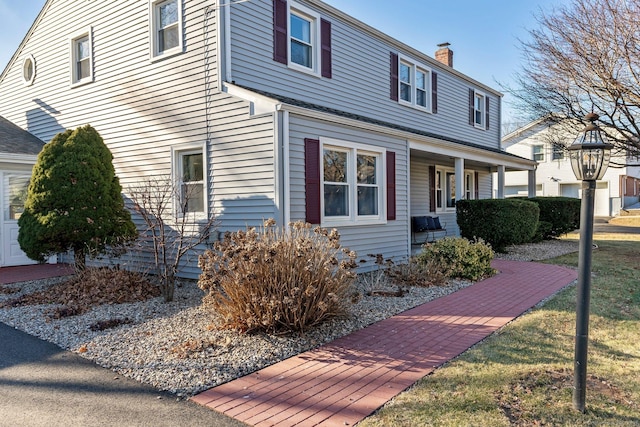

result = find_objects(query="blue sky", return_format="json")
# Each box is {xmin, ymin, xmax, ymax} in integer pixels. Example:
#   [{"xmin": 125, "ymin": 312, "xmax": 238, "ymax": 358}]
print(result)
[{"xmin": 0, "ymin": 0, "xmax": 567, "ymax": 124}]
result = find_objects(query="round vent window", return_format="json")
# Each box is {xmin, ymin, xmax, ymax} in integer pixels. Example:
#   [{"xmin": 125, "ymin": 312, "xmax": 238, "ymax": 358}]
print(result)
[{"xmin": 23, "ymin": 54, "xmax": 36, "ymax": 86}]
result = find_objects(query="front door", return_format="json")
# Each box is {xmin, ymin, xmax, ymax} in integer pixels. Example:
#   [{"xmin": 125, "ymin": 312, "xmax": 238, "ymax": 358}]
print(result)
[{"xmin": 1, "ymin": 173, "xmax": 36, "ymax": 266}]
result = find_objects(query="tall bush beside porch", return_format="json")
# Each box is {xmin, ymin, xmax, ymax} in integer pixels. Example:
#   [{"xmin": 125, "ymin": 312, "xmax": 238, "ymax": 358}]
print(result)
[{"xmin": 456, "ymin": 199, "xmax": 539, "ymax": 252}]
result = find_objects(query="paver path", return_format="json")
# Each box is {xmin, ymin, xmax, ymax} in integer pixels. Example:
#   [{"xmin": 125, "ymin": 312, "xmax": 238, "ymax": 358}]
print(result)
[{"xmin": 192, "ymin": 259, "xmax": 577, "ymax": 426}]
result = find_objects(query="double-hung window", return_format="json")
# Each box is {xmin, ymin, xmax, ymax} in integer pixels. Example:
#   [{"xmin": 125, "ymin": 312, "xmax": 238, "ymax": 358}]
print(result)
[
  {"xmin": 532, "ymin": 144, "xmax": 545, "ymax": 162},
  {"xmin": 321, "ymin": 139, "xmax": 385, "ymax": 225},
  {"xmin": 71, "ymin": 28, "xmax": 93, "ymax": 86},
  {"xmin": 288, "ymin": 2, "xmax": 321, "ymax": 74},
  {"xmin": 173, "ymin": 144, "xmax": 206, "ymax": 217},
  {"xmin": 474, "ymin": 91, "xmax": 486, "ymax": 128},
  {"xmin": 551, "ymin": 143, "xmax": 565, "ymax": 160},
  {"xmin": 398, "ymin": 56, "xmax": 432, "ymax": 111},
  {"xmin": 150, "ymin": 0, "xmax": 183, "ymax": 59}
]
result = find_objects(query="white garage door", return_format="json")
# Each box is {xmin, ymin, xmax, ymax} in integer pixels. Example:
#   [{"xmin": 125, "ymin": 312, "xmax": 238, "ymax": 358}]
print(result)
[{"xmin": 560, "ymin": 182, "xmax": 610, "ymax": 217}]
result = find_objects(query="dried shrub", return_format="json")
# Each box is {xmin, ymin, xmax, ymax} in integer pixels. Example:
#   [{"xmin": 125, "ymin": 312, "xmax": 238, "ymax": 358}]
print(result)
[
  {"xmin": 417, "ymin": 237, "xmax": 496, "ymax": 281},
  {"xmin": 387, "ymin": 257, "xmax": 450, "ymax": 288},
  {"xmin": 1, "ymin": 267, "xmax": 159, "ymax": 318},
  {"xmin": 198, "ymin": 219, "xmax": 357, "ymax": 333}
]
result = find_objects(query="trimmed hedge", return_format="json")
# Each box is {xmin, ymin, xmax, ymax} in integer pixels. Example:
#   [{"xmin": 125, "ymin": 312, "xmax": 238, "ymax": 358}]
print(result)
[
  {"xmin": 524, "ymin": 197, "xmax": 581, "ymax": 238},
  {"xmin": 456, "ymin": 199, "xmax": 540, "ymax": 252}
]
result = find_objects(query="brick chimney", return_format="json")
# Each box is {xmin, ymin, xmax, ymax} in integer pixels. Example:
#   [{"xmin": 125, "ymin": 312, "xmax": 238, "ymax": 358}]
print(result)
[{"xmin": 435, "ymin": 42, "xmax": 453, "ymax": 67}]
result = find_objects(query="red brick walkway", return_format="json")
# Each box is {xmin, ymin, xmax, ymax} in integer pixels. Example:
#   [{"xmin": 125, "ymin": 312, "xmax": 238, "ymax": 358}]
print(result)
[
  {"xmin": 0, "ymin": 263, "xmax": 74, "ymax": 284},
  {"xmin": 192, "ymin": 260, "xmax": 577, "ymax": 427}
]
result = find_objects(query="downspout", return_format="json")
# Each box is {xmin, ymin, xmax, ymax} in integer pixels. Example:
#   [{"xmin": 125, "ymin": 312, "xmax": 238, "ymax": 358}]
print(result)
[
  {"xmin": 224, "ymin": 0, "xmax": 232, "ymax": 83},
  {"xmin": 283, "ymin": 110, "xmax": 291, "ymax": 226}
]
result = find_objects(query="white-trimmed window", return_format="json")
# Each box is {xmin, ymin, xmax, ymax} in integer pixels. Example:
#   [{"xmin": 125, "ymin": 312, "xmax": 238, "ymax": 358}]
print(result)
[
  {"xmin": 71, "ymin": 28, "xmax": 93, "ymax": 86},
  {"xmin": 150, "ymin": 0, "xmax": 183, "ymax": 59},
  {"xmin": 398, "ymin": 56, "xmax": 432, "ymax": 111},
  {"xmin": 22, "ymin": 54, "xmax": 36, "ymax": 86},
  {"xmin": 473, "ymin": 91, "xmax": 486, "ymax": 128},
  {"xmin": 533, "ymin": 144, "xmax": 545, "ymax": 162},
  {"xmin": 435, "ymin": 168, "xmax": 475, "ymax": 211},
  {"xmin": 321, "ymin": 138, "xmax": 385, "ymax": 225},
  {"xmin": 288, "ymin": 1, "xmax": 320, "ymax": 75},
  {"xmin": 465, "ymin": 172, "xmax": 474, "ymax": 200},
  {"xmin": 173, "ymin": 144, "xmax": 206, "ymax": 217},
  {"xmin": 551, "ymin": 143, "xmax": 565, "ymax": 160}
]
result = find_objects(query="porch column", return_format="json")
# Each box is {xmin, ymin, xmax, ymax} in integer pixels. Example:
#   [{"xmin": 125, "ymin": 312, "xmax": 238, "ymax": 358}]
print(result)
[
  {"xmin": 455, "ymin": 158, "xmax": 464, "ymax": 201},
  {"xmin": 528, "ymin": 168, "xmax": 537, "ymax": 198},
  {"xmin": 497, "ymin": 165, "xmax": 505, "ymax": 199}
]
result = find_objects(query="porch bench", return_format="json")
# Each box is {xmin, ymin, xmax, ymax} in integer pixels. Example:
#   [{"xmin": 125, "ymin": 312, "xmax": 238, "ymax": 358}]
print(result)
[{"xmin": 411, "ymin": 215, "xmax": 447, "ymax": 245}]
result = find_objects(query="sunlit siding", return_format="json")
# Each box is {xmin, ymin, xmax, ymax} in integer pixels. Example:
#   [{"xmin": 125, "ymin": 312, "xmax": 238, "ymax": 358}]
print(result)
[
  {"xmin": 229, "ymin": 0, "xmax": 501, "ymax": 151},
  {"xmin": 288, "ymin": 114, "xmax": 410, "ymax": 268}
]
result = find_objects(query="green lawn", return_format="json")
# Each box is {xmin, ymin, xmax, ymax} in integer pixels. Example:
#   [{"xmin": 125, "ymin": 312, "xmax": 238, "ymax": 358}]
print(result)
[{"xmin": 359, "ymin": 239, "xmax": 640, "ymax": 426}]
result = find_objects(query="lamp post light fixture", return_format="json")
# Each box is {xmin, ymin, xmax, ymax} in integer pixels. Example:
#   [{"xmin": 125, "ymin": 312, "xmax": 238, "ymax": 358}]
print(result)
[{"xmin": 567, "ymin": 113, "xmax": 613, "ymax": 413}]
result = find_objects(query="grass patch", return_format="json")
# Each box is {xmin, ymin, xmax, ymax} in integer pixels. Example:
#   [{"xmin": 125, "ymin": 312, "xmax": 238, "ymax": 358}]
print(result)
[
  {"xmin": 609, "ymin": 216, "xmax": 640, "ymax": 227},
  {"xmin": 360, "ymin": 238, "xmax": 640, "ymax": 426}
]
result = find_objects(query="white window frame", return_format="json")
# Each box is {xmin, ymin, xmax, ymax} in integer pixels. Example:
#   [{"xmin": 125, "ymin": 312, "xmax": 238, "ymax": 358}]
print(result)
[
  {"xmin": 172, "ymin": 143, "xmax": 207, "ymax": 219},
  {"xmin": 532, "ymin": 144, "xmax": 545, "ymax": 162},
  {"xmin": 150, "ymin": 0, "xmax": 184, "ymax": 61},
  {"xmin": 70, "ymin": 28, "xmax": 93, "ymax": 87},
  {"xmin": 320, "ymin": 138, "xmax": 386, "ymax": 227},
  {"xmin": 551, "ymin": 143, "xmax": 565, "ymax": 161},
  {"xmin": 398, "ymin": 55, "xmax": 432, "ymax": 112},
  {"xmin": 465, "ymin": 172, "xmax": 475, "ymax": 200},
  {"xmin": 435, "ymin": 167, "xmax": 475, "ymax": 212},
  {"xmin": 287, "ymin": 1, "xmax": 321, "ymax": 76},
  {"xmin": 473, "ymin": 90, "xmax": 486, "ymax": 129},
  {"xmin": 22, "ymin": 54, "xmax": 36, "ymax": 86}
]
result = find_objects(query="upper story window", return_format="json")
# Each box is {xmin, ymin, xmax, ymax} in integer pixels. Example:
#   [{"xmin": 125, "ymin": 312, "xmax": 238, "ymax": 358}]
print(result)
[
  {"xmin": 533, "ymin": 144, "xmax": 544, "ymax": 162},
  {"xmin": 469, "ymin": 89, "xmax": 489, "ymax": 130},
  {"xmin": 150, "ymin": 0, "xmax": 183, "ymax": 60},
  {"xmin": 22, "ymin": 54, "xmax": 36, "ymax": 86},
  {"xmin": 474, "ymin": 92, "xmax": 485, "ymax": 128},
  {"xmin": 273, "ymin": 0, "xmax": 332, "ymax": 78},
  {"xmin": 290, "ymin": 9, "xmax": 315, "ymax": 69},
  {"xmin": 552, "ymin": 143, "xmax": 565, "ymax": 160},
  {"xmin": 173, "ymin": 144, "xmax": 207, "ymax": 217},
  {"xmin": 70, "ymin": 28, "xmax": 93, "ymax": 86},
  {"xmin": 397, "ymin": 56, "xmax": 432, "ymax": 111},
  {"xmin": 321, "ymin": 139, "xmax": 385, "ymax": 225}
]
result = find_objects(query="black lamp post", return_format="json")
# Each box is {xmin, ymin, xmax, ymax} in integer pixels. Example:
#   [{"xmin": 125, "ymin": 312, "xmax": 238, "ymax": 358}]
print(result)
[{"xmin": 567, "ymin": 113, "xmax": 613, "ymax": 413}]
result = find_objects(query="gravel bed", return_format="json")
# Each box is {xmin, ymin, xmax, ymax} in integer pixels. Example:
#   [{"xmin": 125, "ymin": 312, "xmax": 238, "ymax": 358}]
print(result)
[{"xmin": 0, "ymin": 240, "xmax": 578, "ymax": 398}]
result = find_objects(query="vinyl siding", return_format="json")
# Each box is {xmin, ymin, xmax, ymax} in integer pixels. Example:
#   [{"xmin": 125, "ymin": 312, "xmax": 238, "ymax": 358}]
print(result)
[
  {"xmin": 0, "ymin": 0, "xmax": 219, "ymax": 278},
  {"xmin": 288, "ymin": 114, "xmax": 410, "ymax": 268},
  {"xmin": 228, "ymin": 0, "xmax": 501, "ymax": 151}
]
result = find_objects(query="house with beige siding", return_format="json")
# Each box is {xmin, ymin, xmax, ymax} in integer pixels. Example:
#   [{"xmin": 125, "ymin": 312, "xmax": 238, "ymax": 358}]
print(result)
[
  {"xmin": 0, "ymin": 0, "xmax": 535, "ymax": 273},
  {"xmin": 498, "ymin": 118, "xmax": 640, "ymax": 217}
]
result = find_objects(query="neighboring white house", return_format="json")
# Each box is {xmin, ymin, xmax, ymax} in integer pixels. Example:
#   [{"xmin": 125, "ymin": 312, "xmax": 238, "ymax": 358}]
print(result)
[
  {"xmin": 0, "ymin": 116, "xmax": 45, "ymax": 267},
  {"xmin": 0, "ymin": 0, "xmax": 535, "ymax": 273},
  {"xmin": 498, "ymin": 118, "xmax": 640, "ymax": 217}
]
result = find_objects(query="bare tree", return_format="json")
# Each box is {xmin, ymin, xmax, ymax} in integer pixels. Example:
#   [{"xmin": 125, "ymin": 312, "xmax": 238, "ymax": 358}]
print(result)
[
  {"xmin": 510, "ymin": 0, "xmax": 640, "ymax": 166},
  {"xmin": 128, "ymin": 176, "xmax": 217, "ymax": 302}
]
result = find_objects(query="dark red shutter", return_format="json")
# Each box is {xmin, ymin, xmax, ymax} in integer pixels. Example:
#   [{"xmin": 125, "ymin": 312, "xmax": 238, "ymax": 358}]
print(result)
[
  {"xmin": 431, "ymin": 72, "xmax": 438, "ymax": 114},
  {"xmin": 485, "ymin": 96, "xmax": 490, "ymax": 130},
  {"xmin": 273, "ymin": 0, "xmax": 288, "ymax": 64},
  {"xmin": 474, "ymin": 171, "xmax": 479, "ymax": 199},
  {"xmin": 321, "ymin": 19, "xmax": 332, "ymax": 78},
  {"xmin": 386, "ymin": 151, "xmax": 396, "ymax": 221},
  {"xmin": 305, "ymin": 138, "xmax": 321, "ymax": 224},
  {"xmin": 429, "ymin": 165, "xmax": 436, "ymax": 212},
  {"xmin": 468, "ymin": 88, "xmax": 474, "ymax": 126},
  {"xmin": 390, "ymin": 52, "xmax": 399, "ymax": 101}
]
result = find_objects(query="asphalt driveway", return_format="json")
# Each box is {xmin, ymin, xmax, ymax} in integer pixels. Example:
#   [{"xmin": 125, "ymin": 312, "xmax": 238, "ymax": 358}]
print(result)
[{"xmin": 0, "ymin": 322, "xmax": 246, "ymax": 427}]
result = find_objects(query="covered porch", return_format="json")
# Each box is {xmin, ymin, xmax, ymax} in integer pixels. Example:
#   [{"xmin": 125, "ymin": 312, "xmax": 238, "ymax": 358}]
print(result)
[{"xmin": 409, "ymin": 138, "xmax": 537, "ymax": 249}]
